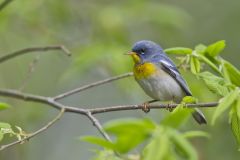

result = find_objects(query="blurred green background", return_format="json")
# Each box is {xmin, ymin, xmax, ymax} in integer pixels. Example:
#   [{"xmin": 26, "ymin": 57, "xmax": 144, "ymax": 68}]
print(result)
[{"xmin": 0, "ymin": 0, "xmax": 239, "ymax": 159}]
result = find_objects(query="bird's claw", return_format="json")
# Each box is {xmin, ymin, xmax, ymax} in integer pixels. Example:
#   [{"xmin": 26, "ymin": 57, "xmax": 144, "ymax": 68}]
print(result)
[
  {"xmin": 142, "ymin": 102, "xmax": 150, "ymax": 113},
  {"xmin": 166, "ymin": 103, "xmax": 174, "ymax": 112}
]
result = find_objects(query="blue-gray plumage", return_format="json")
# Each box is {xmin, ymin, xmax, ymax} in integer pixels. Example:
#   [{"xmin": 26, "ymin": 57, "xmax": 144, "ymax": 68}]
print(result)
[{"xmin": 131, "ymin": 40, "xmax": 206, "ymax": 124}]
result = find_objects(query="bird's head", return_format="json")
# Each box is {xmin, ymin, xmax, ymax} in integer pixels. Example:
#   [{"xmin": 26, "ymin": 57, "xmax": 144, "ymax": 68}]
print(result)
[{"xmin": 127, "ymin": 40, "xmax": 164, "ymax": 64}]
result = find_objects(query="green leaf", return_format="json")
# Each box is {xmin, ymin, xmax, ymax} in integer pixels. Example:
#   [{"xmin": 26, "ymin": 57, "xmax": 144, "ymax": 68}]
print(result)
[
  {"xmin": 164, "ymin": 47, "xmax": 192, "ymax": 55},
  {"xmin": 206, "ymin": 40, "xmax": 226, "ymax": 57},
  {"xmin": 212, "ymin": 88, "xmax": 239, "ymax": 125},
  {"xmin": 170, "ymin": 129, "xmax": 198, "ymax": 160},
  {"xmin": 222, "ymin": 60, "xmax": 240, "ymax": 86},
  {"xmin": 0, "ymin": 122, "xmax": 11, "ymax": 129},
  {"xmin": 143, "ymin": 127, "xmax": 172, "ymax": 160},
  {"xmin": 161, "ymin": 104, "xmax": 192, "ymax": 128},
  {"xmin": 230, "ymin": 98, "xmax": 240, "ymax": 149},
  {"xmin": 0, "ymin": 122, "xmax": 12, "ymax": 142},
  {"xmin": 194, "ymin": 44, "xmax": 207, "ymax": 55},
  {"xmin": 94, "ymin": 150, "xmax": 121, "ymax": 160},
  {"xmin": 197, "ymin": 72, "xmax": 229, "ymax": 96},
  {"xmin": 183, "ymin": 131, "xmax": 210, "ymax": 139},
  {"xmin": 190, "ymin": 56, "xmax": 201, "ymax": 74},
  {"xmin": 0, "ymin": 132, "xmax": 3, "ymax": 141},
  {"xmin": 197, "ymin": 54, "xmax": 221, "ymax": 74},
  {"xmin": 104, "ymin": 118, "xmax": 155, "ymax": 135},
  {"xmin": 80, "ymin": 136, "xmax": 114, "ymax": 149},
  {"xmin": 0, "ymin": 102, "xmax": 10, "ymax": 111},
  {"xmin": 182, "ymin": 96, "xmax": 198, "ymax": 104},
  {"xmin": 104, "ymin": 118, "xmax": 155, "ymax": 153}
]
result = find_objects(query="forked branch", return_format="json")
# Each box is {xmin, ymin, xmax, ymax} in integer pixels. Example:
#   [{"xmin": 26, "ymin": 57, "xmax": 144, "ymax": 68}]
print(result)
[{"xmin": 0, "ymin": 45, "xmax": 218, "ymax": 151}]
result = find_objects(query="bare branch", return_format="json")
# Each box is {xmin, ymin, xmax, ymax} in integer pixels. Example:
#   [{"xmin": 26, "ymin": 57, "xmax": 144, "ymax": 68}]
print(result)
[
  {"xmin": 0, "ymin": 74, "xmax": 218, "ymax": 151},
  {"xmin": 0, "ymin": 88, "xmax": 218, "ymax": 115},
  {"xmin": 0, "ymin": 108, "xmax": 65, "ymax": 151},
  {"xmin": 89, "ymin": 102, "xmax": 219, "ymax": 114},
  {"xmin": 54, "ymin": 72, "xmax": 133, "ymax": 100},
  {"xmin": 0, "ymin": 45, "xmax": 71, "ymax": 63},
  {"xmin": 0, "ymin": 0, "xmax": 13, "ymax": 12},
  {"xmin": 0, "ymin": 89, "xmax": 87, "ymax": 114},
  {"xmin": 86, "ymin": 112, "xmax": 112, "ymax": 142}
]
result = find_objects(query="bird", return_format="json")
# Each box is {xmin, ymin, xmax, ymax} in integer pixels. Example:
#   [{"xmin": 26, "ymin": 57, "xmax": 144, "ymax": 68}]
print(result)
[{"xmin": 126, "ymin": 40, "xmax": 207, "ymax": 124}]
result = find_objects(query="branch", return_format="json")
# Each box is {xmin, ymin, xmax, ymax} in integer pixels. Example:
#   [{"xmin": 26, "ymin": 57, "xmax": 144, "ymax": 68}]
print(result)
[
  {"xmin": 0, "ymin": 45, "xmax": 71, "ymax": 63},
  {"xmin": 0, "ymin": 0, "xmax": 13, "ymax": 12},
  {"xmin": 89, "ymin": 102, "xmax": 219, "ymax": 114},
  {"xmin": 54, "ymin": 72, "xmax": 133, "ymax": 100},
  {"xmin": 86, "ymin": 112, "xmax": 112, "ymax": 142},
  {"xmin": 0, "ymin": 76, "xmax": 219, "ymax": 151},
  {"xmin": 0, "ymin": 89, "xmax": 218, "ymax": 115},
  {"xmin": 0, "ymin": 108, "xmax": 65, "ymax": 151}
]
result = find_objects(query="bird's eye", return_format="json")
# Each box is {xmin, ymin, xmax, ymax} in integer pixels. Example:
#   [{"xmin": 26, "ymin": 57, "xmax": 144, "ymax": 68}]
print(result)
[{"xmin": 140, "ymin": 49, "xmax": 145, "ymax": 54}]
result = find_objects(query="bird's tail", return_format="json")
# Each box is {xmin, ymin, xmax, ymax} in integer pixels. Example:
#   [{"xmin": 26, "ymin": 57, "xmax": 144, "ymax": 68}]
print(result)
[{"xmin": 192, "ymin": 108, "xmax": 207, "ymax": 125}]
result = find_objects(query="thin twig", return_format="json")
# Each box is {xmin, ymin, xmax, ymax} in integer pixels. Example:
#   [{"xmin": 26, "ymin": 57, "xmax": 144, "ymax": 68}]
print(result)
[
  {"xmin": 53, "ymin": 72, "xmax": 133, "ymax": 100},
  {"xmin": 0, "ymin": 0, "xmax": 13, "ymax": 12},
  {"xmin": 0, "ymin": 45, "xmax": 71, "ymax": 63},
  {"xmin": 0, "ymin": 108, "xmax": 65, "ymax": 151},
  {"xmin": 86, "ymin": 111, "xmax": 112, "ymax": 142},
  {"xmin": 19, "ymin": 54, "xmax": 40, "ymax": 91}
]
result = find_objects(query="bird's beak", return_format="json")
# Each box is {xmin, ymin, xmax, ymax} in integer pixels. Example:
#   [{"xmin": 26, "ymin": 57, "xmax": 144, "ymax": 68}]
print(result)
[
  {"xmin": 124, "ymin": 51, "xmax": 140, "ymax": 63},
  {"xmin": 124, "ymin": 51, "xmax": 137, "ymax": 55}
]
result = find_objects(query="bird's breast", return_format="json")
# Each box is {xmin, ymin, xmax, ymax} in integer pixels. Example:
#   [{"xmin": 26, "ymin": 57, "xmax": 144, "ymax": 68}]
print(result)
[
  {"xmin": 133, "ymin": 62, "xmax": 157, "ymax": 80},
  {"xmin": 135, "ymin": 66, "xmax": 186, "ymax": 102}
]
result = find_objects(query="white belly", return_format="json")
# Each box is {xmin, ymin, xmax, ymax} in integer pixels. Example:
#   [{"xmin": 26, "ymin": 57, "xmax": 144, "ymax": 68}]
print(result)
[{"xmin": 136, "ymin": 71, "xmax": 186, "ymax": 103}]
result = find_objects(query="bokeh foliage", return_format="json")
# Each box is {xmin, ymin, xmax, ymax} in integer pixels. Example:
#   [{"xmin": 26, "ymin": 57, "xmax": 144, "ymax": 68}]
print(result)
[{"xmin": 0, "ymin": 0, "xmax": 240, "ymax": 160}]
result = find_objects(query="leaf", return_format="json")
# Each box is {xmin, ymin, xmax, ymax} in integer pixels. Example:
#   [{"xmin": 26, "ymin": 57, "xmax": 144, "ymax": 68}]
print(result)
[
  {"xmin": 211, "ymin": 88, "xmax": 239, "ymax": 125},
  {"xmin": 197, "ymin": 54, "xmax": 221, "ymax": 74},
  {"xmin": 190, "ymin": 56, "xmax": 201, "ymax": 74},
  {"xmin": 143, "ymin": 127, "xmax": 171, "ymax": 160},
  {"xmin": 0, "ymin": 102, "xmax": 10, "ymax": 111},
  {"xmin": 222, "ymin": 60, "xmax": 240, "ymax": 86},
  {"xmin": 183, "ymin": 131, "xmax": 210, "ymax": 139},
  {"xmin": 161, "ymin": 104, "xmax": 192, "ymax": 128},
  {"xmin": 0, "ymin": 122, "xmax": 13, "ymax": 142},
  {"xmin": 0, "ymin": 132, "xmax": 3, "ymax": 141},
  {"xmin": 80, "ymin": 136, "xmax": 114, "ymax": 149},
  {"xmin": 164, "ymin": 47, "xmax": 192, "ymax": 55},
  {"xmin": 94, "ymin": 150, "xmax": 121, "ymax": 160},
  {"xmin": 0, "ymin": 122, "xmax": 11, "ymax": 129},
  {"xmin": 170, "ymin": 129, "xmax": 198, "ymax": 160},
  {"xmin": 182, "ymin": 96, "xmax": 198, "ymax": 104},
  {"xmin": 104, "ymin": 118, "xmax": 155, "ymax": 135},
  {"xmin": 206, "ymin": 40, "xmax": 226, "ymax": 57},
  {"xmin": 229, "ymin": 97, "xmax": 240, "ymax": 149},
  {"xmin": 197, "ymin": 72, "xmax": 229, "ymax": 96},
  {"xmin": 103, "ymin": 118, "xmax": 155, "ymax": 153},
  {"xmin": 194, "ymin": 44, "xmax": 207, "ymax": 55}
]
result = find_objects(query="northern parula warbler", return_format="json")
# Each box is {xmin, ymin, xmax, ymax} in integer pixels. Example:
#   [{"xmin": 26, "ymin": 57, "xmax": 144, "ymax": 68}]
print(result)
[{"xmin": 127, "ymin": 40, "xmax": 206, "ymax": 124}]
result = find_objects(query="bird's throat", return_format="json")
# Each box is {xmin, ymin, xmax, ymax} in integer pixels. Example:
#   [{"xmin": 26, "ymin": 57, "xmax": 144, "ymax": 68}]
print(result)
[
  {"xmin": 133, "ymin": 62, "xmax": 157, "ymax": 80},
  {"xmin": 131, "ymin": 54, "xmax": 141, "ymax": 63}
]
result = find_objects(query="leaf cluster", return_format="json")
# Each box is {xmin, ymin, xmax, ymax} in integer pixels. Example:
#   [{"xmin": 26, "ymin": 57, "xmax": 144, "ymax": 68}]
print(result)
[{"xmin": 82, "ymin": 106, "xmax": 208, "ymax": 160}]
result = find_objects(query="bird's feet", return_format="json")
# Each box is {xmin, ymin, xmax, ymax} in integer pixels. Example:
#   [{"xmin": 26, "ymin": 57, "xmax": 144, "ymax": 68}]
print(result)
[
  {"xmin": 141, "ymin": 100, "xmax": 158, "ymax": 113},
  {"xmin": 166, "ymin": 102, "xmax": 174, "ymax": 112},
  {"xmin": 142, "ymin": 102, "xmax": 150, "ymax": 113}
]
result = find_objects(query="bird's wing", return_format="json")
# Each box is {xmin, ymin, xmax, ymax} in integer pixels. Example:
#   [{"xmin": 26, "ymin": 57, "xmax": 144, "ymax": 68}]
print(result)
[{"xmin": 156, "ymin": 56, "xmax": 192, "ymax": 96}]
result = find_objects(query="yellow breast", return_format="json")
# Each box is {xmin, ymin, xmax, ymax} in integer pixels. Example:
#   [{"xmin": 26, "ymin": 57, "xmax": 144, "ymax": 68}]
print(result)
[{"xmin": 133, "ymin": 62, "xmax": 157, "ymax": 80}]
